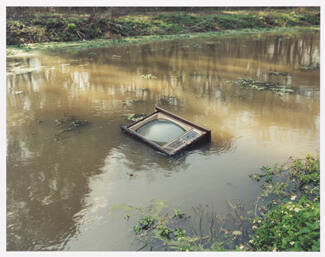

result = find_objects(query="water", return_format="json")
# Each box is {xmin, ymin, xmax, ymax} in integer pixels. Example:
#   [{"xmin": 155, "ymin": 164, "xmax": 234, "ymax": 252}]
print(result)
[
  {"xmin": 6, "ymin": 28, "xmax": 320, "ymax": 250},
  {"xmin": 136, "ymin": 119, "xmax": 186, "ymax": 145}
]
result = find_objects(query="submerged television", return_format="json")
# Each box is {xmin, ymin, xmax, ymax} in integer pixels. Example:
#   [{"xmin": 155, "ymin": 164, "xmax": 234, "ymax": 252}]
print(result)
[{"xmin": 121, "ymin": 106, "xmax": 211, "ymax": 156}]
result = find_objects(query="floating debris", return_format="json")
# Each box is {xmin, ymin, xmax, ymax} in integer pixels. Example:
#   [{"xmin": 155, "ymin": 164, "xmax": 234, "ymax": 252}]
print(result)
[
  {"xmin": 122, "ymin": 99, "xmax": 145, "ymax": 107},
  {"xmin": 141, "ymin": 74, "xmax": 157, "ymax": 79},
  {"xmin": 112, "ymin": 54, "xmax": 121, "ymax": 59},
  {"xmin": 192, "ymin": 43, "xmax": 201, "ymax": 48},
  {"xmin": 234, "ymin": 78, "xmax": 295, "ymax": 93},
  {"xmin": 127, "ymin": 113, "xmax": 147, "ymax": 122},
  {"xmin": 232, "ymin": 231, "xmax": 243, "ymax": 236},
  {"xmin": 9, "ymin": 67, "xmax": 39, "ymax": 76},
  {"xmin": 15, "ymin": 90, "xmax": 24, "ymax": 95},
  {"xmin": 299, "ymin": 63, "xmax": 320, "ymax": 71},
  {"xmin": 159, "ymin": 95, "xmax": 178, "ymax": 105},
  {"xmin": 249, "ymin": 174, "xmax": 262, "ymax": 182},
  {"xmin": 267, "ymin": 71, "xmax": 288, "ymax": 76},
  {"xmin": 71, "ymin": 120, "xmax": 89, "ymax": 127},
  {"xmin": 121, "ymin": 106, "xmax": 211, "ymax": 156},
  {"xmin": 54, "ymin": 115, "xmax": 89, "ymax": 138}
]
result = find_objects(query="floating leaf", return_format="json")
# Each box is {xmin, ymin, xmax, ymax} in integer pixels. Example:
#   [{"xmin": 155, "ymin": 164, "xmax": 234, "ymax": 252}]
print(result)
[
  {"xmin": 232, "ymin": 231, "xmax": 242, "ymax": 236},
  {"xmin": 141, "ymin": 73, "xmax": 157, "ymax": 79}
]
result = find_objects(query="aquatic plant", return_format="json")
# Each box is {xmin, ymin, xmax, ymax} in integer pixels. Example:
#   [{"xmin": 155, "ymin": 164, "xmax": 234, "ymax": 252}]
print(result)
[
  {"xmin": 133, "ymin": 216, "xmax": 156, "ymax": 235},
  {"xmin": 141, "ymin": 74, "xmax": 157, "ymax": 79},
  {"xmin": 156, "ymin": 225, "xmax": 173, "ymax": 239},
  {"xmin": 127, "ymin": 113, "xmax": 147, "ymax": 122},
  {"xmin": 299, "ymin": 63, "xmax": 320, "ymax": 71},
  {"xmin": 174, "ymin": 228, "xmax": 186, "ymax": 238},
  {"xmin": 233, "ymin": 78, "xmax": 295, "ymax": 93},
  {"xmin": 173, "ymin": 209, "xmax": 184, "ymax": 218},
  {"xmin": 53, "ymin": 114, "xmax": 89, "ymax": 141},
  {"xmin": 126, "ymin": 198, "xmax": 251, "ymax": 251}
]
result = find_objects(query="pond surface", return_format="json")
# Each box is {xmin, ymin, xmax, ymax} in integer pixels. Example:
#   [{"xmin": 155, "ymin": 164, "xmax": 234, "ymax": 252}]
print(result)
[{"xmin": 6, "ymin": 29, "xmax": 320, "ymax": 250}]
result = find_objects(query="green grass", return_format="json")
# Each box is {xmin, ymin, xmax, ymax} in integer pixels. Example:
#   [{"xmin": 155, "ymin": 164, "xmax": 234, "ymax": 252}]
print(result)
[
  {"xmin": 6, "ymin": 26, "xmax": 319, "ymax": 57},
  {"xmin": 6, "ymin": 8, "xmax": 320, "ymax": 47}
]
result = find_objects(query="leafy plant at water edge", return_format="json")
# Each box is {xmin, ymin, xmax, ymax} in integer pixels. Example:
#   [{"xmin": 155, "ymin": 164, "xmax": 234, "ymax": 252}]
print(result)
[
  {"xmin": 67, "ymin": 23, "xmax": 76, "ymax": 31},
  {"xmin": 249, "ymin": 199, "xmax": 320, "ymax": 251},
  {"xmin": 138, "ymin": 216, "xmax": 155, "ymax": 230},
  {"xmin": 289, "ymin": 154, "xmax": 320, "ymax": 200},
  {"xmin": 248, "ymin": 154, "xmax": 320, "ymax": 251},
  {"xmin": 174, "ymin": 228, "xmax": 186, "ymax": 238},
  {"xmin": 133, "ymin": 216, "xmax": 155, "ymax": 234},
  {"xmin": 174, "ymin": 209, "xmax": 184, "ymax": 218},
  {"xmin": 156, "ymin": 225, "xmax": 173, "ymax": 239}
]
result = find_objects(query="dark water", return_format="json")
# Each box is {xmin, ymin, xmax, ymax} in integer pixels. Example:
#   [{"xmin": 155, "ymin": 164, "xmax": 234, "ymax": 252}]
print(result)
[
  {"xmin": 6, "ymin": 28, "xmax": 320, "ymax": 250},
  {"xmin": 136, "ymin": 119, "xmax": 186, "ymax": 145}
]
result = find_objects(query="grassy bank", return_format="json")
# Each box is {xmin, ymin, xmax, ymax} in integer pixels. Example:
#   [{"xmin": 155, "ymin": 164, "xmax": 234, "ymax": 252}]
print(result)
[
  {"xmin": 7, "ymin": 8, "xmax": 319, "ymax": 46},
  {"xmin": 121, "ymin": 154, "xmax": 320, "ymax": 251},
  {"xmin": 6, "ymin": 26, "xmax": 320, "ymax": 57}
]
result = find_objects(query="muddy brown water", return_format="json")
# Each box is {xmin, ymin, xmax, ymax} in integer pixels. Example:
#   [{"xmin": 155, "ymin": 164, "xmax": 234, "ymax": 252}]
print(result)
[{"xmin": 6, "ymin": 29, "xmax": 320, "ymax": 250}]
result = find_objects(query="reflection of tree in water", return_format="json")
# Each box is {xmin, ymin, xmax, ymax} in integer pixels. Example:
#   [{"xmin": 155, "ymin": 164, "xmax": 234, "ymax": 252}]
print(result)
[
  {"xmin": 58, "ymin": 30, "xmax": 319, "ymax": 104},
  {"xmin": 7, "ymin": 82, "xmax": 130, "ymax": 250},
  {"xmin": 88, "ymin": 30, "xmax": 319, "ymax": 67},
  {"xmin": 6, "ymin": 120, "xmax": 114, "ymax": 250}
]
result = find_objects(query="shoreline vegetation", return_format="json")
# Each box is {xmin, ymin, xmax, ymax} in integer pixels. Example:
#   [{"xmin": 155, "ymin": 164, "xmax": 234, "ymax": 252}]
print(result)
[
  {"xmin": 120, "ymin": 154, "xmax": 320, "ymax": 251},
  {"xmin": 6, "ymin": 26, "xmax": 320, "ymax": 57},
  {"xmin": 6, "ymin": 7, "xmax": 320, "ymax": 56}
]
